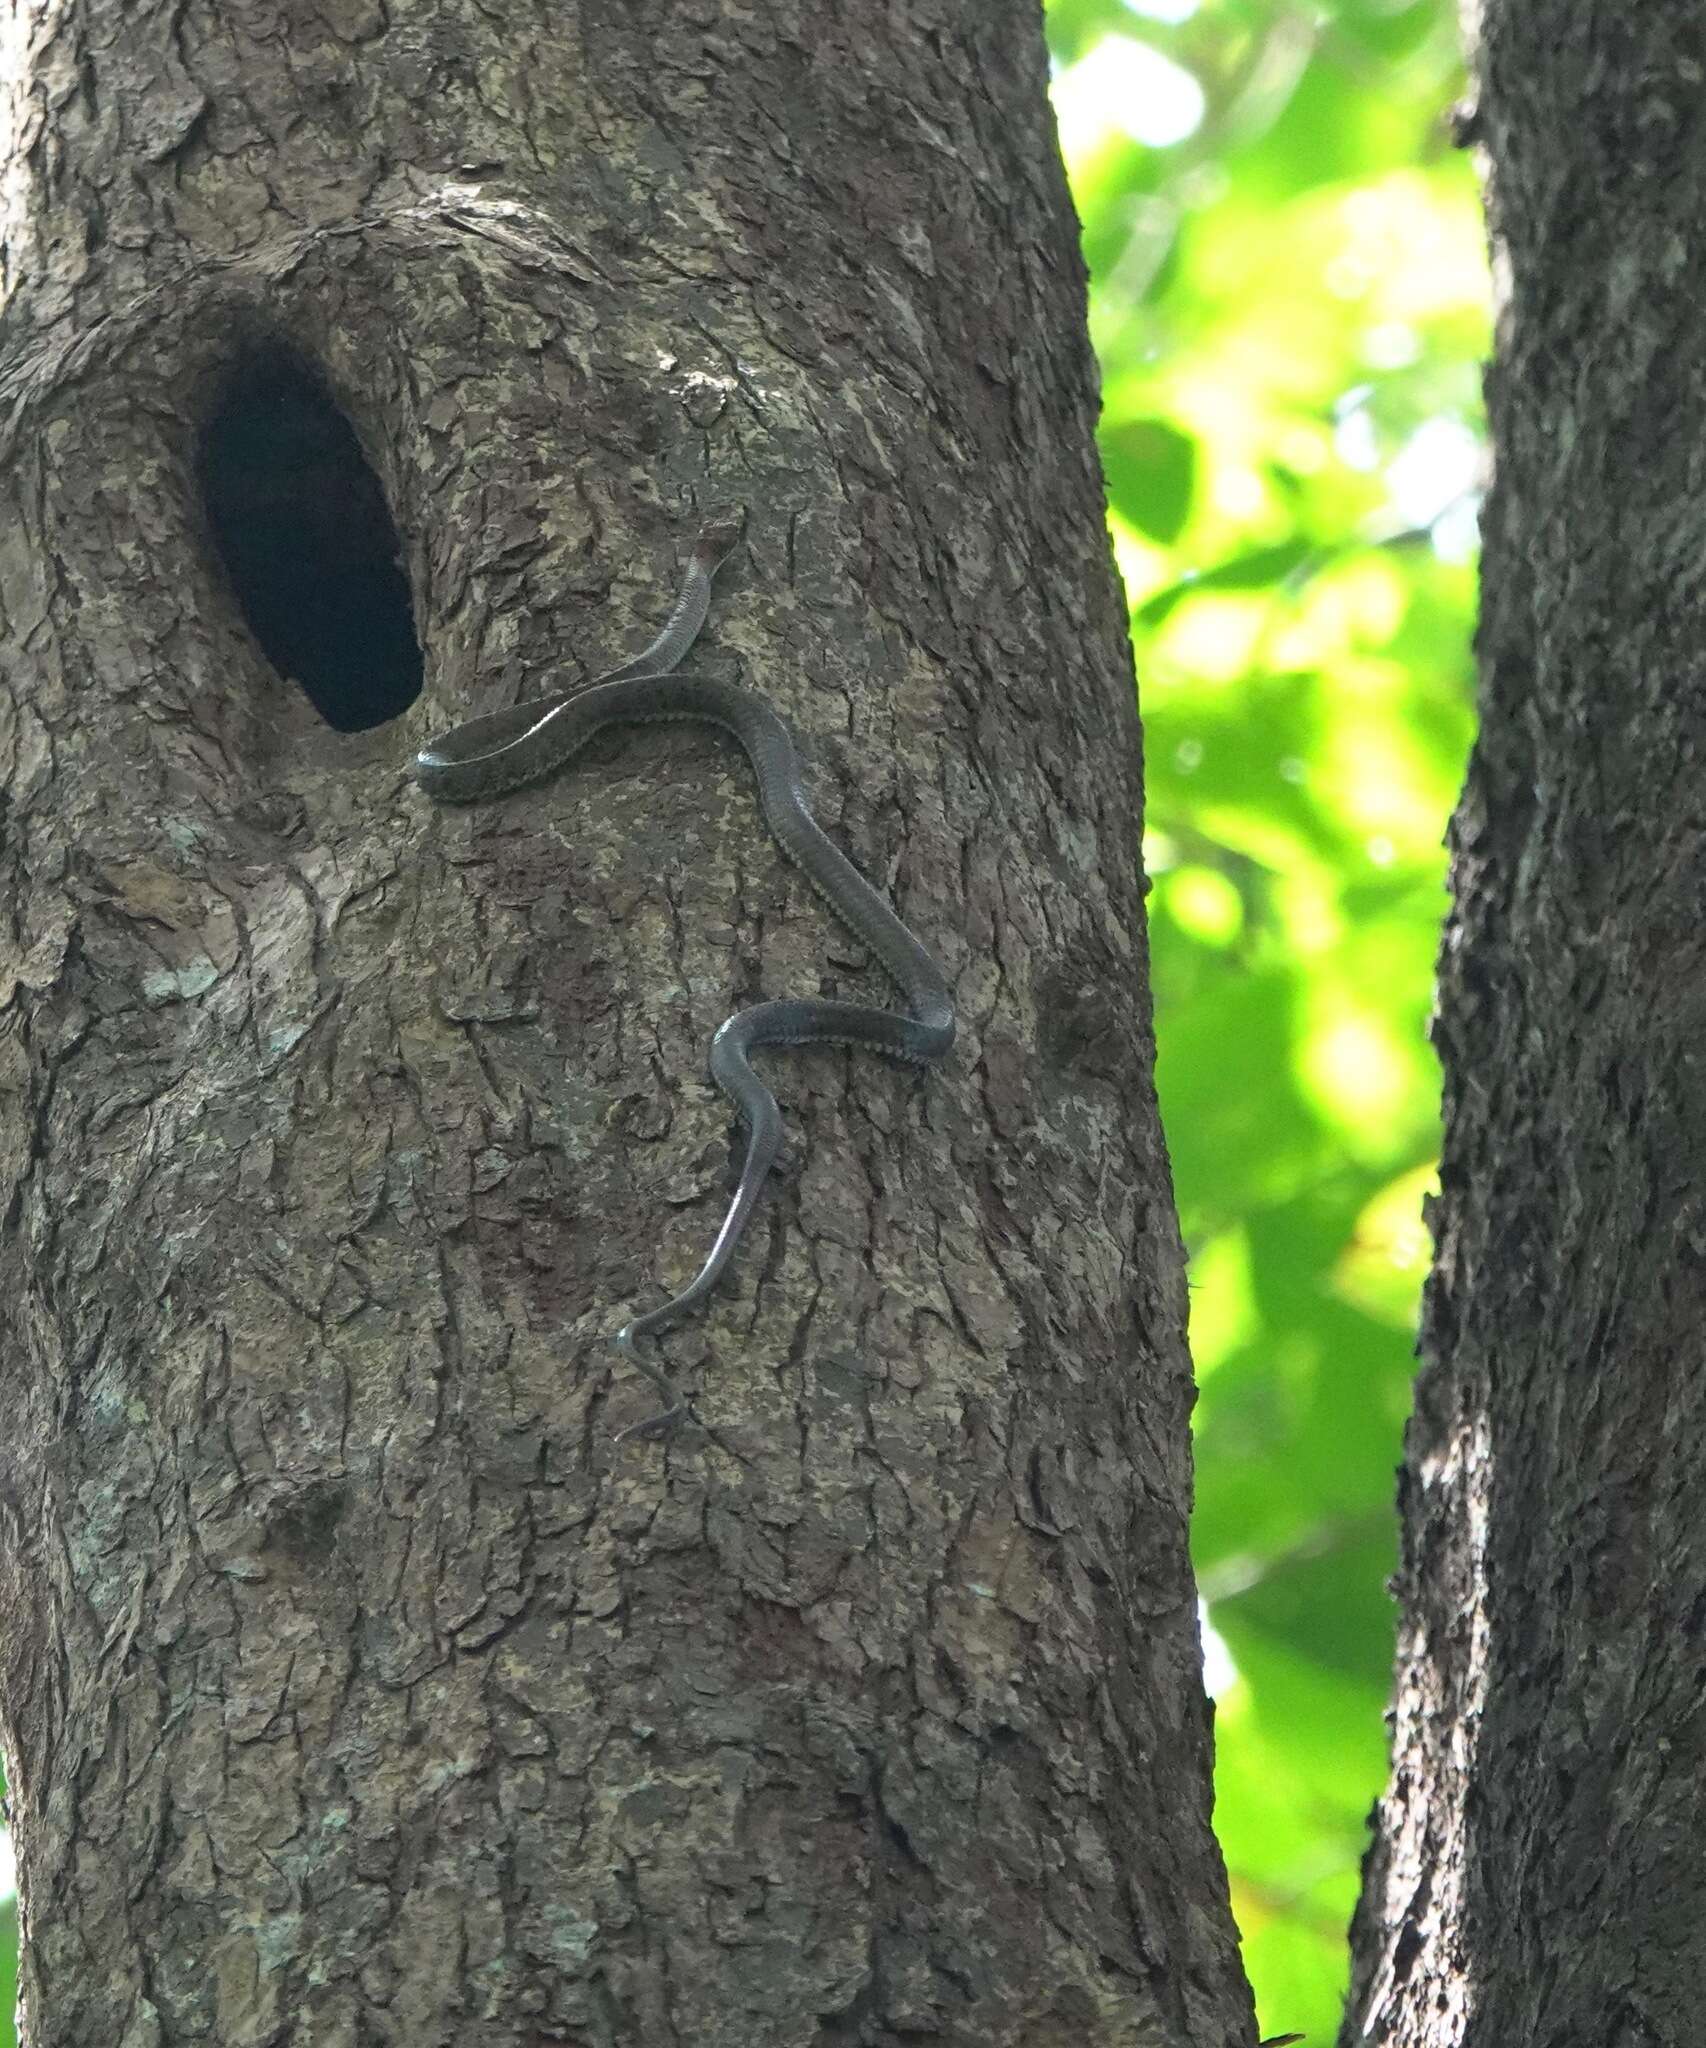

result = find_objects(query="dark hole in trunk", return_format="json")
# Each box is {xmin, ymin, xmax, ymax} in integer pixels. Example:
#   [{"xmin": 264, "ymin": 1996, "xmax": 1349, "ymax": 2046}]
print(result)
[{"xmin": 197, "ymin": 350, "xmax": 422, "ymax": 733}]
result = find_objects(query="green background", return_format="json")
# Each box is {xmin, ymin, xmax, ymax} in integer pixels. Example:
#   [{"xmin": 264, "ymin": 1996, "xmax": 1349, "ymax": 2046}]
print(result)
[
  {"xmin": 0, "ymin": 7, "xmax": 1482, "ymax": 2039},
  {"xmin": 1046, "ymin": 0, "xmax": 1484, "ymax": 2037}
]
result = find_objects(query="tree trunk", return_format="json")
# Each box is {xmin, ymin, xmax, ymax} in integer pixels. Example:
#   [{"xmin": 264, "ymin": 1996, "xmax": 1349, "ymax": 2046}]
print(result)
[
  {"xmin": 0, "ymin": 4, "xmax": 1252, "ymax": 2043},
  {"xmin": 1344, "ymin": 5, "xmax": 1706, "ymax": 2043}
]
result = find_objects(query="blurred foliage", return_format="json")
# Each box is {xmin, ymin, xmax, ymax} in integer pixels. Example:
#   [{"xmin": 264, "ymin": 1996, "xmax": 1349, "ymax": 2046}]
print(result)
[
  {"xmin": 0, "ymin": 1901, "xmax": 12, "ymax": 2048},
  {"xmin": 1045, "ymin": 0, "xmax": 1487, "ymax": 2039}
]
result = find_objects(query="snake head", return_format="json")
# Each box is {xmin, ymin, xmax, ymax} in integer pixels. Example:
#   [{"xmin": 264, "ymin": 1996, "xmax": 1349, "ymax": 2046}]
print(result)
[{"xmin": 693, "ymin": 506, "xmax": 748, "ymax": 575}]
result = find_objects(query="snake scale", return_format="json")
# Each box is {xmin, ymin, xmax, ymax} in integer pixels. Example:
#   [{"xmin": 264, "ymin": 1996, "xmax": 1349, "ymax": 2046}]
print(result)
[{"xmin": 415, "ymin": 512, "xmax": 956, "ymax": 1441}]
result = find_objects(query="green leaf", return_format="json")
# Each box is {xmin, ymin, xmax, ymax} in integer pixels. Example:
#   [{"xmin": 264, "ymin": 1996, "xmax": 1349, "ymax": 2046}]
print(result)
[
  {"xmin": 1136, "ymin": 540, "xmax": 1317, "ymax": 624},
  {"xmin": 1102, "ymin": 417, "xmax": 1199, "ymax": 543}
]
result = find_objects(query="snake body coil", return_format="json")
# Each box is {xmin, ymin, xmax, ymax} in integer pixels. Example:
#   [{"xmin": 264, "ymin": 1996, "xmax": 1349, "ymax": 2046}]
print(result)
[{"xmin": 415, "ymin": 514, "xmax": 955, "ymax": 1439}]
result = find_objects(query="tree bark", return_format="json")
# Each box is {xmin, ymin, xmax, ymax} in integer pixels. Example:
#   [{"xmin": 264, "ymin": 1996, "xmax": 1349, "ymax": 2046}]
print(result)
[
  {"xmin": 0, "ymin": 3, "xmax": 1251, "ymax": 2045},
  {"xmin": 1344, "ymin": 5, "xmax": 1706, "ymax": 2043}
]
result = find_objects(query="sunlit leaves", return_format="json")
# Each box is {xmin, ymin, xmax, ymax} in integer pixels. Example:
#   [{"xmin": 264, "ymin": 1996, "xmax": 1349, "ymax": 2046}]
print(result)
[{"xmin": 1048, "ymin": 0, "xmax": 1486, "ymax": 2038}]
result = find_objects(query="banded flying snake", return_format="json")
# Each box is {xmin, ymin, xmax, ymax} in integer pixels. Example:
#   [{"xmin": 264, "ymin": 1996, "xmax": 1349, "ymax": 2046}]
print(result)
[{"xmin": 415, "ymin": 512, "xmax": 955, "ymax": 1440}]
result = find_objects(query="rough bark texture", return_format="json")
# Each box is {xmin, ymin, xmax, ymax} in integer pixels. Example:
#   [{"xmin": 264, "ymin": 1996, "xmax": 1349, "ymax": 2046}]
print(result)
[
  {"xmin": 0, "ymin": 3, "xmax": 1254, "ymax": 2045},
  {"xmin": 1344, "ymin": 5, "xmax": 1706, "ymax": 2044}
]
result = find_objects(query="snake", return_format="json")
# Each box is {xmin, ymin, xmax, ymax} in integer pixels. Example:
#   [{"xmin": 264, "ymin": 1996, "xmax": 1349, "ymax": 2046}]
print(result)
[{"xmin": 415, "ymin": 511, "xmax": 956, "ymax": 1441}]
